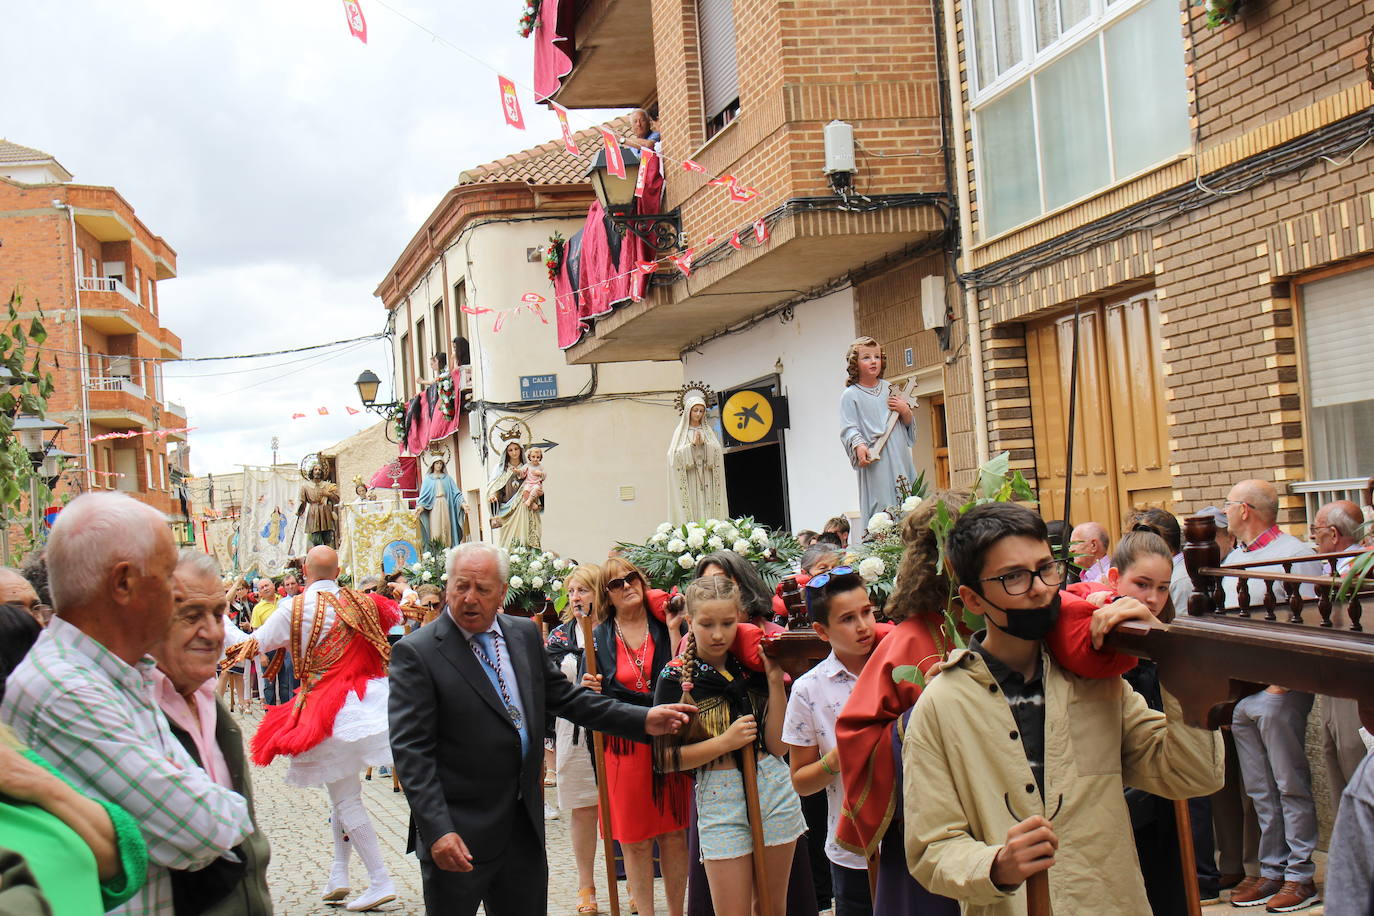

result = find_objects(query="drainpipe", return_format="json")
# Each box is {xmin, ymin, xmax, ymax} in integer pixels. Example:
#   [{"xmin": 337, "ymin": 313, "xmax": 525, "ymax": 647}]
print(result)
[
  {"xmin": 940, "ymin": 0, "xmax": 989, "ymax": 465},
  {"xmin": 56, "ymin": 201, "xmax": 93, "ymax": 489}
]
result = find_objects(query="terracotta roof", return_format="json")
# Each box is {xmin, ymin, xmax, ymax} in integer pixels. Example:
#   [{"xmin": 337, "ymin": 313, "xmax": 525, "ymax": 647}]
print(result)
[
  {"xmin": 457, "ymin": 115, "xmax": 630, "ymax": 187},
  {"xmin": 0, "ymin": 139, "xmax": 59, "ymax": 164}
]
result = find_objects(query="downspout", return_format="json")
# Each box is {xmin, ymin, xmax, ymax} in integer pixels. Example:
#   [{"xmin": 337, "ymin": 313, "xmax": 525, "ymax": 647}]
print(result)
[
  {"xmin": 58, "ymin": 202, "xmax": 93, "ymax": 488},
  {"xmin": 941, "ymin": 0, "xmax": 989, "ymax": 465}
]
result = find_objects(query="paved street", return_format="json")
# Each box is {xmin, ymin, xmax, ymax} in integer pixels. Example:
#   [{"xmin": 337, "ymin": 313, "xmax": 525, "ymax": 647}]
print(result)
[{"xmin": 243, "ymin": 702, "xmax": 1325, "ymax": 915}]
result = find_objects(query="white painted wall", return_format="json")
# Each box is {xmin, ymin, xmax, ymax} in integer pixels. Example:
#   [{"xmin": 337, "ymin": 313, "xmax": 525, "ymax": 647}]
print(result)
[
  {"xmin": 683, "ymin": 286, "xmax": 860, "ymax": 533},
  {"xmin": 390, "ymin": 216, "xmax": 684, "ymax": 560}
]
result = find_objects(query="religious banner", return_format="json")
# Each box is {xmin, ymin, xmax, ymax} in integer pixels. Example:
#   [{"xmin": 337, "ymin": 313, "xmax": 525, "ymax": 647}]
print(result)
[
  {"xmin": 344, "ymin": 503, "xmax": 421, "ymax": 583},
  {"xmin": 341, "ymin": 0, "xmax": 367, "ymax": 43},
  {"xmin": 553, "ymin": 104, "xmax": 579, "ymax": 155},
  {"xmin": 600, "ymin": 127, "xmax": 625, "ymax": 178},
  {"xmin": 237, "ymin": 465, "xmax": 310, "ymax": 575},
  {"xmin": 498, "ymin": 75, "xmax": 526, "ymax": 129},
  {"xmin": 203, "ymin": 516, "xmax": 239, "ymax": 574}
]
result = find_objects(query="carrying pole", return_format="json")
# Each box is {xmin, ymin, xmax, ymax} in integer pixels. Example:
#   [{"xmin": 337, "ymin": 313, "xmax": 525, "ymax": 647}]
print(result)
[{"xmin": 579, "ymin": 610, "xmax": 621, "ymax": 916}]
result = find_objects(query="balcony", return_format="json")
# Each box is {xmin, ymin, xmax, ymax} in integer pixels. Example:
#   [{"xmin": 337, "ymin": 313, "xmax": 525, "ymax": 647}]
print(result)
[
  {"xmin": 163, "ymin": 401, "xmax": 189, "ymax": 440},
  {"xmin": 1290, "ymin": 477, "xmax": 1371, "ymax": 524},
  {"xmin": 78, "ymin": 276, "xmax": 149, "ymax": 336},
  {"xmin": 535, "ymin": 0, "xmax": 655, "ymax": 108},
  {"xmin": 87, "ymin": 376, "xmax": 153, "ymax": 429}
]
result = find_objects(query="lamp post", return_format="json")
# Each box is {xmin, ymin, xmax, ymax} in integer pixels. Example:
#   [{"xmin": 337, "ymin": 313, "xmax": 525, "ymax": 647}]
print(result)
[
  {"xmin": 13, "ymin": 415, "xmax": 69, "ymax": 543},
  {"xmin": 585, "ymin": 147, "xmax": 681, "ymax": 251},
  {"xmin": 354, "ymin": 370, "xmax": 405, "ymax": 444}
]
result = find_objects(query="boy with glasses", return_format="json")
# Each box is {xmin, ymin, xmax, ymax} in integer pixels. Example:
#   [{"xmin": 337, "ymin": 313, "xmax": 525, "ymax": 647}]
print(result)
[{"xmin": 903, "ymin": 502, "xmax": 1224, "ymax": 916}]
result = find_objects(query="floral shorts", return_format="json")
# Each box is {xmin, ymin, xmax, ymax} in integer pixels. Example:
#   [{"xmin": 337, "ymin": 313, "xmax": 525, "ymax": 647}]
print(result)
[{"xmin": 695, "ymin": 753, "xmax": 806, "ymax": 861}]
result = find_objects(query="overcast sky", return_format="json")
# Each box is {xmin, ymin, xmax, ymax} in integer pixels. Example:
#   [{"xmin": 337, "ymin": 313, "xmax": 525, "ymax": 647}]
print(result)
[{"xmin": 6, "ymin": 0, "xmax": 616, "ymax": 475}]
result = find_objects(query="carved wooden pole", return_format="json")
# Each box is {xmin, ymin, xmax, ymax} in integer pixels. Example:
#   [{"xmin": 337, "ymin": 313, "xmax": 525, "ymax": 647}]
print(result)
[{"xmin": 578, "ymin": 611, "xmax": 621, "ymax": 916}]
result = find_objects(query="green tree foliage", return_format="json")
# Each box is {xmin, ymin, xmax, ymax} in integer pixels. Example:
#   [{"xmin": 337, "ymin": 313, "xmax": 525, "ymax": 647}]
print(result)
[{"xmin": 1, "ymin": 291, "xmax": 57, "ymax": 560}]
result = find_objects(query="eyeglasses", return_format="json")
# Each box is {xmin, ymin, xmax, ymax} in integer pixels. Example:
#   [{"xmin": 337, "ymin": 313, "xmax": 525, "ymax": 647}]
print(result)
[
  {"xmin": 606, "ymin": 575, "xmax": 641, "ymax": 592},
  {"xmin": 1308, "ymin": 525, "xmax": 1336, "ymax": 537},
  {"xmin": 1222, "ymin": 500, "xmax": 1254, "ymax": 511},
  {"xmin": 804, "ymin": 566, "xmax": 855, "ymax": 592},
  {"xmin": 420, "ymin": 600, "xmax": 441, "ymax": 609},
  {"xmin": 977, "ymin": 559, "xmax": 1067, "ymax": 597}
]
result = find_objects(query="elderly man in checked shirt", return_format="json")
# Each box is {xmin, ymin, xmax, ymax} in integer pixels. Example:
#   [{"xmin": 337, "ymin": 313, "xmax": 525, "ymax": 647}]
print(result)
[{"xmin": 2, "ymin": 492, "xmax": 252, "ymax": 916}]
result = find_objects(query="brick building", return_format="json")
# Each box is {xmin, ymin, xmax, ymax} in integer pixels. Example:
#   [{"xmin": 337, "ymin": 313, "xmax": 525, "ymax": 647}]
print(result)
[
  {"xmin": 943, "ymin": 0, "xmax": 1374, "ymax": 531},
  {"xmin": 533, "ymin": 0, "xmax": 976, "ymax": 531},
  {"xmin": 0, "ymin": 140, "xmax": 190, "ymax": 526}
]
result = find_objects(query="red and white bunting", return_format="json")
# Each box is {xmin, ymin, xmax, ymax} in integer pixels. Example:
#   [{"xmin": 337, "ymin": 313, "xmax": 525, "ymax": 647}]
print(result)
[
  {"xmin": 521, "ymin": 293, "xmax": 549, "ymax": 323},
  {"xmin": 346, "ymin": 406, "xmax": 361, "ymax": 415},
  {"xmin": 318, "ymin": 407, "xmax": 330, "ymax": 416},
  {"xmin": 498, "ymin": 75, "xmax": 526, "ymax": 129},
  {"xmin": 754, "ymin": 218, "xmax": 770, "ymax": 243},
  {"xmin": 728, "ymin": 183, "xmax": 759, "ymax": 203},
  {"xmin": 671, "ymin": 249, "xmax": 696, "ymax": 277},
  {"xmin": 600, "ymin": 127, "xmax": 625, "ymax": 179},
  {"xmin": 460, "ymin": 303, "xmax": 492, "ymax": 315},
  {"xmin": 682, "ymin": 160, "xmax": 706, "ymax": 173},
  {"xmin": 341, "ymin": 0, "xmax": 367, "ymax": 43},
  {"xmin": 553, "ymin": 105, "xmax": 579, "ymax": 155},
  {"xmin": 634, "ymin": 149, "xmax": 655, "ymax": 198},
  {"xmin": 636, "ymin": 260, "xmax": 660, "ymax": 274},
  {"xmin": 493, "ymin": 311, "xmax": 510, "ymax": 333},
  {"xmin": 729, "ymin": 231, "xmax": 743, "ymax": 251},
  {"xmin": 292, "ymin": 413, "xmax": 306, "ymax": 420},
  {"xmin": 708, "ymin": 174, "xmax": 736, "ymax": 187}
]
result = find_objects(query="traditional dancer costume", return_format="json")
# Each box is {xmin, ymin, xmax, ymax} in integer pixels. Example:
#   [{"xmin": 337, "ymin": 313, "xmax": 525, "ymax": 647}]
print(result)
[{"xmin": 245, "ymin": 578, "xmax": 400, "ymax": 911}]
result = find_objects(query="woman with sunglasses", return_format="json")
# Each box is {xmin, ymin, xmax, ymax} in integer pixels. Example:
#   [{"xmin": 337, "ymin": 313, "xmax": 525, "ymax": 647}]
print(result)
[{"xmin": 582, "ymin": 556, "xmax": 692, "ymax": 916}]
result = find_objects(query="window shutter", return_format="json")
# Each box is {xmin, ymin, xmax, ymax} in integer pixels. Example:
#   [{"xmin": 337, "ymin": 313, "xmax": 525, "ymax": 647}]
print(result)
[
  {"xmin": 698, "ymin": 0, "xmax": 739, "ymax": 121},
  {"xmin": 1303, "ymin": 267, "xmax": 1374, "ymax": 408}
]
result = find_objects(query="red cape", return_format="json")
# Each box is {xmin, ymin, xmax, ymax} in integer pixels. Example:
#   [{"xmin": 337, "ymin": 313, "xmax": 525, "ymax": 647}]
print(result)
[{"xmin": 834, "ymin": 588, "xmax": 1134, "ymax": 858}]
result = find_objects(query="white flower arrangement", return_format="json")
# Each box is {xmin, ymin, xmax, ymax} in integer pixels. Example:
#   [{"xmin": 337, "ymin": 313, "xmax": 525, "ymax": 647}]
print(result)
[
  {"xmin": 616, "ymin": 516, "xmax": 801, "ymax": 591},
  {"xmin": 666, "ymin": 538, "xmax": 687, "ymax": 553},
  {"xmin": 677, "ymin": 553, "xmax": 696, "ymax": 569},
  {"xmin": 707, "ymin": 535, "xmax": 724, "ymax": 551},
  {"xmin": 901, "ymin": 494, "xmax": 923, "ymax": 513},
  {"xmin": 857, "ymin": 556, "xmax": 885, "ymax": 583},
  {"xmin": 867, "ymin": 511, "xmax": 895, "ymax": 535},
  {"xmin": 686, "ymin": 530, "xmax": 706, "ymax": 549},
  {"xmin": 732, "ymin": 538, "xmax": 752, "ymax": 553},
  {"xmin": 510, "ymin": 575, "xmax": 525, "ymax": 589}
]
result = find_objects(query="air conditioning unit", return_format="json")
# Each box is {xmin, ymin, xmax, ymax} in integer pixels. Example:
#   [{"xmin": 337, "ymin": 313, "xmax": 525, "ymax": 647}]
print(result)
[{"xmin": 920, "ymin": 275, "xmax": 946, "ymax": 331}]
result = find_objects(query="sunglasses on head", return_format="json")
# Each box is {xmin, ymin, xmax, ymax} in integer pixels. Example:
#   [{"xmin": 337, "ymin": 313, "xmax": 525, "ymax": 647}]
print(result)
[
  {"xmin": 606, "ymin": 574, "xmax": 641, "ymax": 592},
  {"xmin": 803, "ymin": 566, "xmax": 857, "ymax": 613}
]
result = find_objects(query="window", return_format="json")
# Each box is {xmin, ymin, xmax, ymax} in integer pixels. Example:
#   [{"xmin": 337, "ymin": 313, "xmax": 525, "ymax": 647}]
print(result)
[
  {"xmin": 415, "ymin": 317, "xmax": 428, "ymax": 380},
  {"xmin": 400, "ymin": 332, "xmax": 413, "ymax": 396},
  {"xmin": 697, "ymin": 0, "xmax": 740, "ymax": 139},
  {"xmin": 1300, "ymin": 265, "xmax": 1374, "ymax": 480},
  {"xmin": 135, "ymin": 267, "xmax": 144, "ymax": 305},
  {"xmin": 146, "ymin": 449, "xmax": 155, "ymax": 490},
  {"xmin": 969, "ymin": 0, "xmax": 1189, "ymax": 236},
  {"xmin": 433, "ymin": 299, "xmax": 447, "ymax": 364},
  {"xmin": 454, "ymin": 281, "xmax": 470, "ymax": 356}
]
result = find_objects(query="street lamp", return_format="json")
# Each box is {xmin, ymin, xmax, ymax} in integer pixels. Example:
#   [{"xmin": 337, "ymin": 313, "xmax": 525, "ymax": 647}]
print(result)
[
  {"xmin": 585, "ymin": 147, "xmax": 681, "ymax": 251},
  {"xmin": 354, "ymin": 370, "xmax": 382, "ymax": 407},
  {"xmin": 11, "ymin": 415, "xmax": 69, "ymax": 541},
  {"xmin": 354, "ymin": 370, "xmax": 406, "ymax": 443}
]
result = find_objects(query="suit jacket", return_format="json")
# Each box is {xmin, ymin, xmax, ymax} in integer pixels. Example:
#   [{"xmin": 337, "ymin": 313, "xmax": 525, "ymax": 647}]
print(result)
[
  {"xmin": 167, "ymin": 698, "xmax": 274, "ymax": 916},
  {"xmin": 389, "ymin": 611, "xmax": 648, "ymax": 862}
]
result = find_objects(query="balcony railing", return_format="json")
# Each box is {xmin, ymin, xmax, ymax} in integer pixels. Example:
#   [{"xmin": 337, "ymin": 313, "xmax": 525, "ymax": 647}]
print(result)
[
  {"xmin": 165, "ymin": 400, "xmax": 187, "ymax": 417},
  {"xmin": 1290, "ymin": 477, "xmax": 1371, "ymax": 524},
  {"xmin": 78, "ymin": 276, "xmax": 141, "ymax": 307},
  {"xmin": 87, "ymin": 376, "xmax": 147, "ymax": 398}
]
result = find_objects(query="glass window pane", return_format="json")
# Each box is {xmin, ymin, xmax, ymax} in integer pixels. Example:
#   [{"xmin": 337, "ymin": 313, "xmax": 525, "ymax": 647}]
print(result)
[
  {"xmin": 1105, "ymin": 0, "xmax": 1190, "ymax": 177},
  {"xmin": 1034, "ymin": 0, "xmax": 1059, "ymax": 50},
  {"xmin": 1059, "ymin": 0, "xmax": 1092, "ymax": 33},
  {"xmin": 993, "ymin": 0, "xmax": 1024, "ymax": 76},
  {"xmin": 972, "ymin": 0, "xmax": 999, "ymax": 90},
  {"xmin": 977, "ymin": 83, "xmax": 1041, "ymax": 235},
  {"xmin": 1035, "ymin": 40, "xmax": 1111, "ymax": 210}
]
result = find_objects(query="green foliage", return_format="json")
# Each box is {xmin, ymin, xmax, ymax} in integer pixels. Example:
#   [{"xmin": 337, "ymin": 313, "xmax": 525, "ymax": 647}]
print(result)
[
  {"xmin": 616, "ymin": 516, "xmax": 801, "ymax": 592},
  {"xmin": 0, "ymin": 291, "xmax": 57, "ymax": 563},
  {"xmin": 1335, "ymin": 520, "xmax": 1374, "ymax": 605}
]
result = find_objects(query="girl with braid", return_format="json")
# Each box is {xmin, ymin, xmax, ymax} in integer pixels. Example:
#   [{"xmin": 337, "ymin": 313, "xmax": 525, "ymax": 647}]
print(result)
[{"xmin": 654, "ymin": 577, "xmax": 806, "ymax": 916}]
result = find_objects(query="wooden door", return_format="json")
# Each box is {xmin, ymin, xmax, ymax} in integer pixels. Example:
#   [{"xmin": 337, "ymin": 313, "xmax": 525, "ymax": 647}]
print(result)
[
  {"xmin": 930, "ymin": 395, "xmax": 951, "ymax": 490},
  {"xmin": 1027, "ymin": 293, "xmax": 1170, "ymax": 531}
]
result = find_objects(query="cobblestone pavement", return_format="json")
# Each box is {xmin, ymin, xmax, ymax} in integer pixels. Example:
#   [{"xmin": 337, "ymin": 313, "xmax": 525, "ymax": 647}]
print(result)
[{"xmin": 242, "ymin": 706, "xmax": 1324, "ymax": 915}]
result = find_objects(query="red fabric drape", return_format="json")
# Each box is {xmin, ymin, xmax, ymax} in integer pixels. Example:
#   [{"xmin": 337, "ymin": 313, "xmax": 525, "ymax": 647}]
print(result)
[
  {"xmin": 555, "ymin": 251, "xmax": 581, "ymax": 349},
  {"xmin": 368, "ymin": 456, "xmax": 418, "ymax": 493},
  {"xmin": 627, "ymin": 152, "xmax": 664, "ymax": 302},
  {"xmin": 533, "ymin": 0, "xmax": 575, "ymax": 102}
]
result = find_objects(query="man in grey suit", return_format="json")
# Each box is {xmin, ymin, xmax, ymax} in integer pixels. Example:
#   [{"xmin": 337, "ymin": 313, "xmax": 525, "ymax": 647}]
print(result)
[{"xmin": 389, "ymin": 542, "xmax": 693, "ymax": 915}]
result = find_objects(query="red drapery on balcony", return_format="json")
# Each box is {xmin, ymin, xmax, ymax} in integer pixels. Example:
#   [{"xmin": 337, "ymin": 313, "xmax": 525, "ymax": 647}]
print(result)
[
  {"xmin": 368, "ymin": 455, "xmax": 419, "ymax": 496},
  {"xmin": 402, "ymin": 372, "xmax": 463, "ymax": 455},
  {"xmin": 533, "ymin": 0, "xmax": 576, "ymax": 103}
]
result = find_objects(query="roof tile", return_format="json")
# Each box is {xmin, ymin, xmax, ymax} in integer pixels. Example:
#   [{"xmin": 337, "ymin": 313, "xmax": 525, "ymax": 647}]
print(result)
[{"xmin": 457, "ymin": 115, "xmax": 630, "ymax": 187}]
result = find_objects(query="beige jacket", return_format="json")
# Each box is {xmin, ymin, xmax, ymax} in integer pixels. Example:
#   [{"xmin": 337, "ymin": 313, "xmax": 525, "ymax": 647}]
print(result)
[{"xmin": 903, "ymin": 646, "xmax": 1223, "ymax": 916}]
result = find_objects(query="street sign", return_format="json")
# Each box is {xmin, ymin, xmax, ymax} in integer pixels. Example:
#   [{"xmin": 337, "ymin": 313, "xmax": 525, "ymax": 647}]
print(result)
[
  {"xmin": 519, "ymin": 374, "xmax": 558, "ymax": 401},
  {"xmin": 721, "ymin": 386, "xmax": 786, "ymax": 448}
]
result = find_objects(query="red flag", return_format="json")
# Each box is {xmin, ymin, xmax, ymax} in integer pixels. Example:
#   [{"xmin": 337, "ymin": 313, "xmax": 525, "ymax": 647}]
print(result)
[
  {"xmin": 729, "ymin": 231, "xmax": 743, "ymax": 250},
  {"xmin": 754, "ymin": 218, "xmax": 770, "ymax": 243},
  {"xmin": 493, "ymin": 311, "xmax": 510, "ymax": 333},
  {"xmin": 460, "ymin": 303, "xmax": 492, "ymax": 315},
  {"xmin": 318, "ymin": 407, "xmax": 330, "ymax": 416},
  {"xmin": 708, "ymin": 174, "xmax": 736, "ymax": 187},
  {"xmin": 346, "ymin": 406, "xmax": 361, "ymax": 415},
  {"xmin": 600, "ymin": 127, "xmax": 625, "ymax": 178},
  {"xmin": 341, "ymin": 0, "xmax": 367, "ymax": 43},
  {"xmin": 292, "ymin": 413, "xmax": 306, "ymax": 420},
  {"xmin": 682, "ymin": 160, "xmax": 706, "ymax": 173},
  {"xmin": 702, "ymin": 235, "xmax": 717, "ymax": 246},
  {"xmin": 671, "ymin": 249, "xmax": 696, "ymax": 277},
  {"xmin": 728, "ymin": 183, "xmax": 759, "ymax": 203},
  {"xmin": 498, "ymin": 75, "xmax": 526, "ymax": 129},
  {"xmin": 553, "ymin": 104, "xmax": 579, "ymax": 155},
  {"xmin": 636, "ymin": 260, "xmax": 660, "ymax": 274},
  {"xmin": 634, "ymin": 149, "xmax": 655, "ymax": 198},
  {"xmin": 520, "ymin": 293, "xmax": 546, "ymax": 304}
]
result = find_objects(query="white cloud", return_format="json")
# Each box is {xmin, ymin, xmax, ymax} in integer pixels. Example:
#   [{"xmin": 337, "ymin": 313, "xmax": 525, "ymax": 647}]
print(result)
[{"xmin": 4, "ymin": 0, "xmax": 622, "ymax": 474}]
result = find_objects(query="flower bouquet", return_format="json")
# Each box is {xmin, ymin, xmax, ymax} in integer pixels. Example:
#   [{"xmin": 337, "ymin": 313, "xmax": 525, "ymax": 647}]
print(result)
[
  {"xmin": 517, "ymin": 0, "xmax": 542, "ymax": 37},
  {"xmin": 848, "ymin": 472, "xmax": 931, "ymax": 608},
  {"xmin": 504, "ymin": 545, "xmax": 572, "ymax": 613},
  {"xmin": 617, "ymin": 516, "xmax": 801, "ymax": 592}
]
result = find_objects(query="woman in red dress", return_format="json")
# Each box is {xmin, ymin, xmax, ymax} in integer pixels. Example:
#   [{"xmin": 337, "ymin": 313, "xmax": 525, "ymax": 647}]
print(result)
[{"xmin": 583, "ymin": 556, "xmax": 691, "ymax": 916}]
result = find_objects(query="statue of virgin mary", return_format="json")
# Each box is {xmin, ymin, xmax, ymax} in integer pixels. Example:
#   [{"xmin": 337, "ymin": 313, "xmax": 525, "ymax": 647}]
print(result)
[{"xmin": 666, "ymin": 383, "xmax": 728, "ymax": 524}]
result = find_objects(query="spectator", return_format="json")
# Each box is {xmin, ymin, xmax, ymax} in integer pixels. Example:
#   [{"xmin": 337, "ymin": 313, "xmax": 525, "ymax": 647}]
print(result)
[
  {"xmin": 281, "ymin": 572, "xmax": 302, "ymax": 598},
  {"xmin": 1069, "ymin": 521, "xmax": 1111, "ymax": 582},
  {"xmin": 1322, "ymin": 703, "xmax": 1374, "ymax": 916},
  {"xmin": 1195, "ymin": 506, "xmax": 1236, "ymax": 557},
  {"xmin": 251, "ymin": 578, "xmax": 294, "ymax": 705},
  {"xmin": 1311, "ymin": 500, "xmax": 1369, "ymax": 819},
  {"xmin": 20, "ymin": 550, "xmax": 53, "ymax": 615},
  {"xmin": 695, "ymin": 550, "xmax": 786, "ymax": 631},
  {"xmin": 1, "ymin": 492, "xmax": 252, "ymax": 915},
  {"xmin": 153, "ymin": 550, "xmax": 272, "ymax": 915},
  {"xmin": 1223, "ymin": 479, "xmax": 1323, "ymax": 911},
  {"xmin": 1129, "ymin": 508, "xmax": 1191, "ymax": 613},
  {"xmin": 624, "ymin": 108, "xmax": 661, "ymax": 152},
  {"xmin": 815, "ymin": 531, "xmax": 844, "ymax": 549},
  {"xmin": 823, "ymin": 517, "xmax": 850, "ymax": 548},
  {"xmin": 0, "ymin": 566, "xmax": 43, "ymax": 625},
  {"xmin": 796, "ymin": 530, "xmax": 820, "ymax": 549},
  {"xmin": 0, "ymin": 603, "xmax": 40, "ymax": 703}
]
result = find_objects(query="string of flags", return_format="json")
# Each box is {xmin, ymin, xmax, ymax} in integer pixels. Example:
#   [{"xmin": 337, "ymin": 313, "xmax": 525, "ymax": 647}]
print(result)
[
  {"xmin": 291, "ymin": 406, "xmax": 364, "ymax": 420},
  {"xmin": 88, "ymin": 426, "xmax": 196, "ymax": 443}
]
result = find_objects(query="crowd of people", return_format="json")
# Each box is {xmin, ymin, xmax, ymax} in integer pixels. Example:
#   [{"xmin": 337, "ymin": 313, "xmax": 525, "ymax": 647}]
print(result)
[{"xmin": 0, "ymin": 481, "xmax": 1372, "ymax": 916}]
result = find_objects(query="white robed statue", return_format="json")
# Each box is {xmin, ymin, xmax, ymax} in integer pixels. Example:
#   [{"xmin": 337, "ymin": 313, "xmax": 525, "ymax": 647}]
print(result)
[
  {"xmin": 415, "ymin": 458, "xmax": 464, "ymax": 547},
  {"xmin": 667, "ymin": 383, "xmax": 728, "ymax": 524},
  {"xmin": 839, "ymin": 336, "xmax": 915, "ymax": 529}
]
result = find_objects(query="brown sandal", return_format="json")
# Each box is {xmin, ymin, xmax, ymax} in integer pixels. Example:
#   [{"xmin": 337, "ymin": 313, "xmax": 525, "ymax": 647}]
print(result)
[{"xmin": 576, "ymin": 887, "xmax": 599, "ymax": 914}]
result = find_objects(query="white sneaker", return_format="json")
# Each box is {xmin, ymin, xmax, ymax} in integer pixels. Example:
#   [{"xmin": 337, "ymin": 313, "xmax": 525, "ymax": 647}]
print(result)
[
  {"xmin": 544, "ymin": 802, "xmax": 560, "ymax": 820},
  {"xmin": 344, "ymin": 882, "xmax": 397, "ymax": 912}
]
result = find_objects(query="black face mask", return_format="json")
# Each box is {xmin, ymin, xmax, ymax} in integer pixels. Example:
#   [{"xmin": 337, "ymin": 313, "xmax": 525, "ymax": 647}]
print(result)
[{"xmin": 981, "ymin": 591, "xmax": 1061, "ymax": 642}]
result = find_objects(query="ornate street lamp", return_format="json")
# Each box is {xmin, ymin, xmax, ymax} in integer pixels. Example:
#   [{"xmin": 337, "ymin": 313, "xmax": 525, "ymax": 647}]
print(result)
[
  {"xmin": 354, "ymin": 370, "xmax": 406, "ymax": 444},
  {"xmin": 586, "ymin": 147, "xmax": 682, "ymax": 251},
  {"xmin": 11, "ymin": 415, "xmax": 69, "ymax": 536}
]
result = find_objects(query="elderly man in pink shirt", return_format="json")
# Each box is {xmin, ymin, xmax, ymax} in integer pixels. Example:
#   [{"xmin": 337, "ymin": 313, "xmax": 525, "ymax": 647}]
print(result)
[{"xmin": 151, "ymin": 550, "xmax": 272, "ymax": 915}]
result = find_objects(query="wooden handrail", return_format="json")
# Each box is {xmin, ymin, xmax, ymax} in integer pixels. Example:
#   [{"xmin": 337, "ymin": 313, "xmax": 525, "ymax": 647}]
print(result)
[{"xmin": 1214, "ymin": 548, "xmax": 1365, "ymax": 571}]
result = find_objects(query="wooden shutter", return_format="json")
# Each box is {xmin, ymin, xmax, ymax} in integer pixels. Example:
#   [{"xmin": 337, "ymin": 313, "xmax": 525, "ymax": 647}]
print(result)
[
  {"xmin": 698, "ymin": 0, "xmax": 739, "ymax": 120},
  {"xmin": 1302, "ymin": 266, "xmax": 1374, "ymax": 409}
]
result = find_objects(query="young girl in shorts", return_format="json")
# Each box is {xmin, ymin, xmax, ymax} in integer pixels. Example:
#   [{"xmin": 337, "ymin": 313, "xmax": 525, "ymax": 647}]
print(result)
[{"xmin": 654, "ymin": 576, "xmax": 805, "ymax": 916}]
